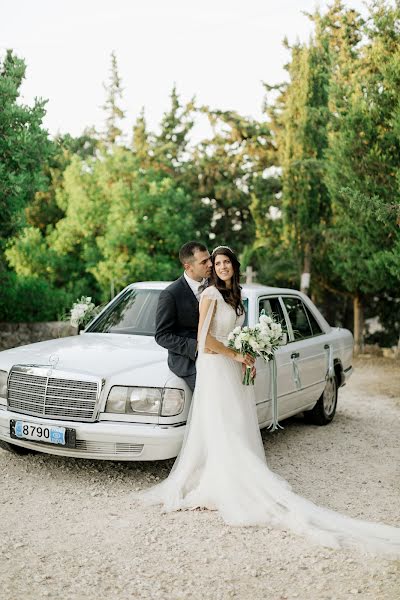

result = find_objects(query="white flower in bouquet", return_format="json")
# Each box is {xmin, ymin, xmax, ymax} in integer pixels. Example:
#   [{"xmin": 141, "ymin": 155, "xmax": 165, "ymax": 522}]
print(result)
[
  {"xmin": 271, "ymin": 322, "xmax": 282, "ymax": 335},
  {"xmin": 249, "ymin": 339, "xmax": 261, "ymax": 352},
  {"xmin": 234, "ymin": 337, "xmax": 243, "ymax": 350},
  {"xmin": 260, "ymin": 314, "xmax": 273, "ymax": 325}
]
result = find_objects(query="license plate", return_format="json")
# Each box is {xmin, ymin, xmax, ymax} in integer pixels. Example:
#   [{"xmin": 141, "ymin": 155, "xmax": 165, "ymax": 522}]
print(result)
[{"xmin": 10, "ymin": 420, "xmax": 76, "ymax": 447}]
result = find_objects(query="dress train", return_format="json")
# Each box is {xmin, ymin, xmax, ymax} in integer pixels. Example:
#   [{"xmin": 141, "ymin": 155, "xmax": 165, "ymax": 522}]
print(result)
[{"xmin": 134, "ymin": 354, "xmax": 400, "ymax": 559}]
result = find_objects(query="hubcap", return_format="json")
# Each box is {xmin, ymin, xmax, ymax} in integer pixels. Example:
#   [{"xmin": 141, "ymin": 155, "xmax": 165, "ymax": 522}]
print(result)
[{"xmin": 323, "ymin": 378, "xmax": 336, "ymax": 416}]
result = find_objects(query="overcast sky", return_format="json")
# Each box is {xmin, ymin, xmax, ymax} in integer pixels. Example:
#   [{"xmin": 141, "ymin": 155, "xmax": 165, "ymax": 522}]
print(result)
[{"xmin": 2, "ymin": 0, "xmax": 368, "ymax": 140}]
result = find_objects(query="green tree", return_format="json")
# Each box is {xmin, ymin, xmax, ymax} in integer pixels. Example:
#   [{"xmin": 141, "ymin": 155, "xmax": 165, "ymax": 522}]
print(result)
[
  {"xmin": 325, "ymin": 0, "xmax": 400, "ymax": 350},
  {"xmin": 102, "ymin": 51, "xmax": 125, "ymax": 146},
  {"xmin": 246, "ymin": 80, "xmax": 298, "ymax": 288},
  {"xmin": 0, "ymin": 50, "xmax": 52, "ymax": 254},
  {"xmin": 153, "ymin": 85, "xmax": 195, "ymax": 175},
  {"xmin": 25, "ymin": 130, "xmax": 98, "ymax": 233},
  {"xmin": 144, "ymin": 87, "xmax": 213, "ymax": 246},
  {"xmin": 93, "ymin": 170, "xmax": 198, "ymax": 294},
  {"xmin": 191, "ymin": 109, "xmax": 274, "ymax": 255},
  {"xmin": 0, "ymin": 49, "xmax": 55, "ymax": 320},
  {"xmin": 276, "ymin": 10, "xmax": 333, "ymax": 296},
  {"xmin": 132, "ymin": 108, "xmax": 152, "ymax": 169},
  {"xmin": 8, "ymin": 144, "xmax": 202, "ymax": 301}
]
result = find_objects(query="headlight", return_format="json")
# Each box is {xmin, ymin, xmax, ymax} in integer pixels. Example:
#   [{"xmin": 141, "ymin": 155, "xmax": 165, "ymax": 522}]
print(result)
[
  {"xmin": 161, "ymin": 388, "xmax": 185, "ymax": 416},
  {"xmin": 0, "ymin": 370, "xmax": 8, "ymax": 401},
  {"xmin": 105, "ymin": 386, "xmax": 185, "ymax": 416},
  {"xmin": 106, "ymin": 386, "xmax": 161, "ymax": 415},
  {"xmin": 128, "ymin": 387, "xmax": 162, "ymax": 415}
]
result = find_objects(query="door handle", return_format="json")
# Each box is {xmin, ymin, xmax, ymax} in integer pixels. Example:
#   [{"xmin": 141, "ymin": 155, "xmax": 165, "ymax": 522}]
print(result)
[{"xmin": 291, "ymin": 352, "xmax": 300, "ymax": 359}]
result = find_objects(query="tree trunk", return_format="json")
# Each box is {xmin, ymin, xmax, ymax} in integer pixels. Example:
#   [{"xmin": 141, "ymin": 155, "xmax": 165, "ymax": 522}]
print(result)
[
  {"xmin": 353, "ymin": 295, "xmax": 364, "ymax": 355},
  {"xmin": 300, "ymin": 242, "xmax": 311, "ymax": 296}
]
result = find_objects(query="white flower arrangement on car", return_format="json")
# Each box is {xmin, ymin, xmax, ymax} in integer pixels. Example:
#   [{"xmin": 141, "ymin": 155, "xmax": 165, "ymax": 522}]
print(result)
[
  {"xmin": 69, "ymin": 296, "xmax": 100, "ymax": 329},
  {"xmin": 228, "ymin": 312, "xmax": 286, "ymax": 385}
]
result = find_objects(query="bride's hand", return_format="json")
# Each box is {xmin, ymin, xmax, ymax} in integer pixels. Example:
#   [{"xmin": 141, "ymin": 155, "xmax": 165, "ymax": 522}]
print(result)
[
  {"xmin": 242, "ymin": 363, "xmax": 257, "ymax": 378},
  {"xmin": 233, "ymin": 352, "xmax": 255, "ymax": 367}
]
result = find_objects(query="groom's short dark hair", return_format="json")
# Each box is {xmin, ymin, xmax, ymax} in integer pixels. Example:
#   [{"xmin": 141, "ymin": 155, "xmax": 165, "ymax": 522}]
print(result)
[{"xmin": 179, "ymin": 241, "xmax": 208, "ymax": 265}]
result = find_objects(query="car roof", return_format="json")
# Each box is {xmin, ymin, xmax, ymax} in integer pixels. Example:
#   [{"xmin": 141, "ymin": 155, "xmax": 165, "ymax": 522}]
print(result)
[
  {"xmin": 128, "ymin": 281, "xmax": 331, "ymax": 331},
  {"xmin": 130, "ymin": 281, "xmax": 302, "ymax": 298}
]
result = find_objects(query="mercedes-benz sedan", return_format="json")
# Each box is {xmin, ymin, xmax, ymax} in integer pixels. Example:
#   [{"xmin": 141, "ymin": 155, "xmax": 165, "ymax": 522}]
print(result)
[{"xmin": 0, "ymin": 283, "xmax": 353, "ymax": 461}]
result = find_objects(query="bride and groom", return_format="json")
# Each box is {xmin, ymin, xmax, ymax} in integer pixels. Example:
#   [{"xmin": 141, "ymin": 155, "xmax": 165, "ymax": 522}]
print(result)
[
  {"xmin": 155, "ymin": 241, "xmax": 254, "ymax": 393},
  {"xmin": 136, "ymin": 241, "xmax": 399, "ymax": 558}
]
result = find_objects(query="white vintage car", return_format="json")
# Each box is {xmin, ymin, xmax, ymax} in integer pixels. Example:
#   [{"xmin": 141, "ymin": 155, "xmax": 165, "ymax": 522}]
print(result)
[{"xmin": 0, "ymin": 283, "xmax": 353, "ymax": 461}]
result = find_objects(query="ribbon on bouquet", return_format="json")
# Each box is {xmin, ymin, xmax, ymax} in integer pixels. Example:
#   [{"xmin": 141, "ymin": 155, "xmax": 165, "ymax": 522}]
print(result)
[{"xmin": 267, "ymin": 355, "xmax": 284, "ymax": 432}]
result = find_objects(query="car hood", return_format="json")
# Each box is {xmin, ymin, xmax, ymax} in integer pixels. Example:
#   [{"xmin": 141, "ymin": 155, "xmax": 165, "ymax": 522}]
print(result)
[{"xmin": 0, "ymin": 333, "xmax": 169, "ymax": 383}]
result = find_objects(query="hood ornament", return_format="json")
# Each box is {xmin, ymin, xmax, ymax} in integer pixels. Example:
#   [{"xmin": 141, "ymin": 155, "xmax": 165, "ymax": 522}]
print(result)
[{"xmin": 47, "ymin": 353, "xmax": 60, "ymax": 377}]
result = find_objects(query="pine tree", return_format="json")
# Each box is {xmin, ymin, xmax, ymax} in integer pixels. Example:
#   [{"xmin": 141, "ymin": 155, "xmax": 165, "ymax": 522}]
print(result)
[
  {"xmin": 132, "ymin": 108, "xmax": 152, "ymax": 168},
  {"xmin": 276, "ymin": 10, "xmax": 332, "ymax": 296},
  {"xmin": 325, "ymin": 0, "xmax": 400, "ymax": 350},
  {"xmin": 102, "ymin": 51, "xmax": 125, "ymax": 146},
  {"xmin": 153, "ymin": 84, "xmax": 195, "ymax": 174}
]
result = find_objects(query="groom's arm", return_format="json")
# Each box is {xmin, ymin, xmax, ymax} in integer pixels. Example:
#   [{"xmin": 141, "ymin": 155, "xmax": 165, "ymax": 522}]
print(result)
[{"xmin": 155, "ymin": 289, "xmax": 197, "ymax": 360}]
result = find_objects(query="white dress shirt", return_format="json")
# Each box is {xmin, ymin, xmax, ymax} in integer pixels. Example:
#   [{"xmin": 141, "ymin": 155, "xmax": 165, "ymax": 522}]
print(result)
[{"xmin": 184, "ymin": 272, "xmax": 206, "ymax": 302}]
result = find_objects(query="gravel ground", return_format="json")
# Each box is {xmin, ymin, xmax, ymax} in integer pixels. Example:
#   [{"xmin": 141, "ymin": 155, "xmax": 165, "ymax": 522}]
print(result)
[{"xmin": 0, "ymin": 357, "xmax": 399, "ymax": 600}]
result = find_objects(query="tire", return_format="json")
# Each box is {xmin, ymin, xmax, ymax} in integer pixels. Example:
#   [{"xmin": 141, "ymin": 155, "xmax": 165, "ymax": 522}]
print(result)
[
  {"xmin": 304, "ymin": 376, "xmax": 338, "ymax": 425},
  {"xmin": 0, "ymin": 440, "xmax": 33, "ymax": 455}
]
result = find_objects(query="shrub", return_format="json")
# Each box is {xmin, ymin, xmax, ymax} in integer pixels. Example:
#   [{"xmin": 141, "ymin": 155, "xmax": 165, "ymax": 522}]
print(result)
[{"xmin": 0, "ymin": 271, "xmax": 74, "ymax": 322}]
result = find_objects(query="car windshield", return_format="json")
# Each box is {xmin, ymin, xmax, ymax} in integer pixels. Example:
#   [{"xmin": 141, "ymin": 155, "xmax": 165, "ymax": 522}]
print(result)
[
  {"xmin": 87, "ymin": 287, "xmax": 250, "ymax": 336},
  {"xmin": 86, "ymin": 288, "xmax": 162, "ymax": 336}
]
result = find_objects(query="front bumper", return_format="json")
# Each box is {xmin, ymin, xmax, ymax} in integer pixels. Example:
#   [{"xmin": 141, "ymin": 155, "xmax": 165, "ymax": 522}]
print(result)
[{"xmin": 0, "ymin": 407, "xmax": 185, "ymax": 461}]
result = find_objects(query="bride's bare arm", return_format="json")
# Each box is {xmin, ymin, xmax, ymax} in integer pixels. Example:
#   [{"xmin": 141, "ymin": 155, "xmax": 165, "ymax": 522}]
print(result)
[{"xmin": 197, "ymin": 298, "xmax": 254, "ymax": 366}]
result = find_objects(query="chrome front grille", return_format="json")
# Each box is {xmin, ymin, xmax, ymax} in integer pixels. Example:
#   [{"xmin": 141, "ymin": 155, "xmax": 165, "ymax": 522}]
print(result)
[{"xmin": 7, "ymin": 366, "xmax": 100, "ymax": 422}]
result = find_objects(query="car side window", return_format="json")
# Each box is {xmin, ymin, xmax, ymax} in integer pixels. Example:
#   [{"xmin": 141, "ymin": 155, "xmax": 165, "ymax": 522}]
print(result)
[
  {"xmin": 243, "ymin": 298, "xmax": 249, "ymax": 326},
  {"xmin": 304, "ymin": 304, "xmax": 323, "ymax": 336},
  {"xmin": 258, "ymin": 297, "xmax": 286, "ymax": 332},
  {"xmin": 282, "ymin": 297, "xmax": 313, "ymax": 340}
]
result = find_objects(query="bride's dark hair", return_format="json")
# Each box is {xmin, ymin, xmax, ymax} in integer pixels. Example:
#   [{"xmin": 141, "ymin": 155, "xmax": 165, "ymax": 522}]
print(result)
[{"xmin": 210, "ymin": 246, "xmax": 244, "ymax": 316}]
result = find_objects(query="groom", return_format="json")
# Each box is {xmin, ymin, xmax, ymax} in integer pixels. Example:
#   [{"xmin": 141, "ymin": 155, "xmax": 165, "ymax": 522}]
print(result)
[{"xmin": 155, "ymin": 241, "xmax": 212, "ymax": 392}]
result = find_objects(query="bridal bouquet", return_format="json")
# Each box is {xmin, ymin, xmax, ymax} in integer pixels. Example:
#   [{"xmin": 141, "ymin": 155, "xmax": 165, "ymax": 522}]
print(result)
[{"xmin": 228, "ymin": 313, "xmax": 285, "ymax": 385}]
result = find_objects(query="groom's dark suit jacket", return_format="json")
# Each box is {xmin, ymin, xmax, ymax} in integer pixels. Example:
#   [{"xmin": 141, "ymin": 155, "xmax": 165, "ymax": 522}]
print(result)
[{"xmin": 155, "ymin": 275, "xmax": 200, "ymax": 378}]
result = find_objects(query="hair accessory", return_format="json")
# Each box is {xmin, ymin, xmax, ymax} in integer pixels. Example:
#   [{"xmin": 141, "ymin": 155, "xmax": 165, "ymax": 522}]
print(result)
[{"xmin": 212, "ymin": 245, "xmax": 234, "ymax": 255}]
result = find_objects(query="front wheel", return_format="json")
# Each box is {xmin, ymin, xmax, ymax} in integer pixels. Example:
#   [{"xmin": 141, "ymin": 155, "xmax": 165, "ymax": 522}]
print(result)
[
  {"xmin": 304, "ymin": 376, "xmax": 338, "ymax": 425},
  {"xmin": 0, "ymin": 440, "xmax": 33, "ymax": 455}
]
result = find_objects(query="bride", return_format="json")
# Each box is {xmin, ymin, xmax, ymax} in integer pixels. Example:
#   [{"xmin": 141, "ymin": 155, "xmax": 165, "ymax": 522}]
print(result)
[{"xmin": 136, "ymin": 245, "xmax": 400, "ymax": 558}]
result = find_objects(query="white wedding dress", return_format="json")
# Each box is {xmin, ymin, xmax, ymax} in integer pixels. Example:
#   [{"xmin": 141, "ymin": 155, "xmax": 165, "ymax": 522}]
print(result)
[{"xmin": 136, "ymin": 286, "xmax": 400, "ymax": 557}]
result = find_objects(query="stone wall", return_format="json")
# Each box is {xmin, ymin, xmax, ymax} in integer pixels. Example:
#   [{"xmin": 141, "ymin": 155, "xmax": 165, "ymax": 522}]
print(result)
[{"xmin": 0, "ymin": 322, "xmax": 78, "ymax": 352}]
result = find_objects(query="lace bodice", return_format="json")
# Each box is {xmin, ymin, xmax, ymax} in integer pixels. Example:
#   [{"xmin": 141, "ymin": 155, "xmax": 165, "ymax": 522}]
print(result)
[{"xmin": 199, "ymin": 286, "xmax": 244, "ymax": 346}]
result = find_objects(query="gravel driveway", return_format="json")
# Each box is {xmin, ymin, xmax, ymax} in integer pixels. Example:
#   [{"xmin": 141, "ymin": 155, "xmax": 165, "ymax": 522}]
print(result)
[{"xmin": 0, "ymin": 357, "xmax": 399, "ymax": 600}]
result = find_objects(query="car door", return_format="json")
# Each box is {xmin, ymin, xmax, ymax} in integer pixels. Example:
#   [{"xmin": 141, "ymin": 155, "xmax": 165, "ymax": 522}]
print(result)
[
  {"xmin": 254, "ymin": 296, "xmax": 299, "ymax": 426},
  {"xmin": 281, "ymin": 295, "xmax": 328, "ymax": 408}
]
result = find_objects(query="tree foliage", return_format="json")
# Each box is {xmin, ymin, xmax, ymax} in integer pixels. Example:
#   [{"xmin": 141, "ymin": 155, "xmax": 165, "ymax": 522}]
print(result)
[
  {"xmin": 0, "ymin": 50, "xmax": 52, "ymax": 252},
  {"xmin": 102, "ymin": 51, "xmax": 125, "ymax": 146},
  {"xmin": 324, "ymin": 0, "xmax": 400, "ymax": 346},
  {"xmin": 2, "ymin": 6, "xmax": 399, "ymax": 345}
]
